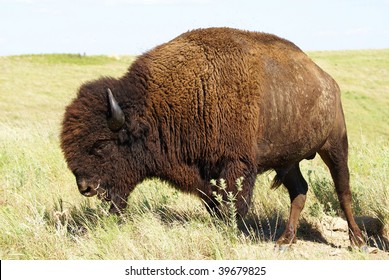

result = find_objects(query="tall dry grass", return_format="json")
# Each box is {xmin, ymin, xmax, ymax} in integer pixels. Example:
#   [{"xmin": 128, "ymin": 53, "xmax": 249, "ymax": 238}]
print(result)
[{"xmin": 0, "ymin": 51, "xmax": 388, "ymax": 259}]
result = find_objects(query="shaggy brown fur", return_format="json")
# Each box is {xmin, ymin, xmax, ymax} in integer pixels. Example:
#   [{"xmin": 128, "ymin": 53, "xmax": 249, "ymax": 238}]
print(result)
[{"xmin": 60, "ymin": 27, "xmax": 364, "ymax": 247}]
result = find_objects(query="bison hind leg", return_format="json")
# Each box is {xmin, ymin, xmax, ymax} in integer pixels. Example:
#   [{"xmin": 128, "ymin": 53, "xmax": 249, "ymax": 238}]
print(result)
[
  {"xmin": 274, "ymin": 163, "xmax": 308, "ymax": 247},
  {"xmin": 318, "ymin": 132, "xmax": 365, "ymax": 247}
]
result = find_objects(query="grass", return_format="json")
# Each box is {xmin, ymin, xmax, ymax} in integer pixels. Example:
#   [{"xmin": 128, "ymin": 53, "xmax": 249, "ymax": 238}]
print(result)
[{"xmin": 0, "ymin": 50, "xmax": 388, "ymax": 259}]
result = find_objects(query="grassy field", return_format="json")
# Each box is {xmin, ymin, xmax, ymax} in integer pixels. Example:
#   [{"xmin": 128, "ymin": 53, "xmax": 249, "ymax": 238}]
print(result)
[{"xmin": 0, "ymin": 51, "xmax": 388, "ymax": 260}]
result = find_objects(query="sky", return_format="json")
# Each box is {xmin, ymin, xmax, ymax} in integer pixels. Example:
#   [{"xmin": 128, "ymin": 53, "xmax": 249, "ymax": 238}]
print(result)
[{"xmin": 0, "ymin": 0, "xmax": 388, "ymax": 56}]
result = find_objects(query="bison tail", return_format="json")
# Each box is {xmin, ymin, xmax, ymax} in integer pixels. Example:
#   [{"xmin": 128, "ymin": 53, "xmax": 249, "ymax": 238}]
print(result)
[
  {"xmin": 271, "ymin": 174, "xmax": 283, "ymax": 189},
  {"xmin": 270, "ymin": 168, "xmax": 288, "ymax": 189}
]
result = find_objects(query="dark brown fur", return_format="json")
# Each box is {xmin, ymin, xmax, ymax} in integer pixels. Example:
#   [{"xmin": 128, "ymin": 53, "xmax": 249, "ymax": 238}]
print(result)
[{"xmin": 61, "ymin": 27, "xmax": 364, "ymax": 247}]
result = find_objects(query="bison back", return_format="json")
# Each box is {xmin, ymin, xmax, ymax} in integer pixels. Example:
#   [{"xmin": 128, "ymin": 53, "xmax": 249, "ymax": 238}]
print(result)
[{"xmin": 136, "ymin": 28, "xmax": 339, "ymax": 167}]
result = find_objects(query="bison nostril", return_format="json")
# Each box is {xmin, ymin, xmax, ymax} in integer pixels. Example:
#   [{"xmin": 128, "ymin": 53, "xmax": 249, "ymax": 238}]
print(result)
[
  {"xmin": 81, "ymin": 186, "xmax": 92, "ymax": 194},
  {"xmin": 80, "ymin": 185, "xmax": 97, "ymax": 197}
]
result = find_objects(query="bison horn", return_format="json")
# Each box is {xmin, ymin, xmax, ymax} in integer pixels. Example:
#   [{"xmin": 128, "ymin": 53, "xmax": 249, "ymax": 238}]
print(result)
[{"xmin": 107, "ymin": 88, "xmax": 125, "ymax": 131}]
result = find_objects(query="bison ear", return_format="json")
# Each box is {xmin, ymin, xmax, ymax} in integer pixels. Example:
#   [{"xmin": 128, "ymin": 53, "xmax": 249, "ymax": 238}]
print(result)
[
  {"xmin": 131, "ymin": 118, "xmax": 150, "ymax": 139},
  {"xmin": 118, "ymin": 117, "xmax": 150, "ymax": 144},
  {"xmin": 107, "ymin": 88, "xmax": 125, "ymax": 131}
]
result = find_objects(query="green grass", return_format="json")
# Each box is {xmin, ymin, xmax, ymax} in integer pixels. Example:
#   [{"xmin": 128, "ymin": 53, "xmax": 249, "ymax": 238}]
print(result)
[
  {"xmin": 7, "ymin": 54, "xmax": 120, "ymax": 66},
  {"xmin": 0, "ymin": 51, "xmax": 388, "ymax": 259}
]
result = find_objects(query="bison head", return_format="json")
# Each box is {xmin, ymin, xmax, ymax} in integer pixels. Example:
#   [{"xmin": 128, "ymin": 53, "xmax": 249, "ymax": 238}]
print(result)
[{"xmin": 60, "ymin": 78, "xmax": 149, "ymax": 213}]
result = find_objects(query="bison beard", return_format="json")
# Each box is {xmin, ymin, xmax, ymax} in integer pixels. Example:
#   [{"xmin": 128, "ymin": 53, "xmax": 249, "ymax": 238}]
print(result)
[{"xmin": 60, "ymin": 27, "xmax": 365, "ymax": 248}]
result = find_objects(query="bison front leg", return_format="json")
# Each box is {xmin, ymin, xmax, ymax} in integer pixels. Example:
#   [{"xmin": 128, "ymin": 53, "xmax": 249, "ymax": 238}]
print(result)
[
  {"xmin": 275, "ymin": 163, "xmax": 308, "ymax": 247},
  {"xmin": 198, "ymin": 160, "xmax": 256, "ymax": 218},
  {"xmin": 219, "ymin": 160, "xmax": 256, "ymax": 218},
  {"xmin": 200, "ymin": 174, "xmax": 255, "ymax": 219}
]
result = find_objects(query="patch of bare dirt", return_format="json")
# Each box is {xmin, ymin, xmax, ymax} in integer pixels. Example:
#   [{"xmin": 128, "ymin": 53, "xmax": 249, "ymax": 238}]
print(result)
[{"xmin": 294, "ymin": 215, "xmax": 389, "ymax": 259}]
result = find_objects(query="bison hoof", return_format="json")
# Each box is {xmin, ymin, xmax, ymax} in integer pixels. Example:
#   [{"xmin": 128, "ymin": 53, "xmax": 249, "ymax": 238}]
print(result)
[
  {"xmin": 275, "ymin": 231, "xmax": 297, "ymax": 247},
  {"xmin": 360, "ymin": 245, "xmax": 369, "ymax": 253}
]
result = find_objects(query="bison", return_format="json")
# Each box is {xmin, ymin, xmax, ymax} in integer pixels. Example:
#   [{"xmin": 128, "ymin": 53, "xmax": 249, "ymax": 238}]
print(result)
[{"xmin": 60, "ymin": 27, "xmax": 365, "ymax": 247}]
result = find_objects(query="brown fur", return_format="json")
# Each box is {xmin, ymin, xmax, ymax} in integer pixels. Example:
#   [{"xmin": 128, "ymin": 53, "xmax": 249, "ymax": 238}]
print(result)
[{"xmin": 60, "ymin": 27, "xmax": 364, "ymax": 247}]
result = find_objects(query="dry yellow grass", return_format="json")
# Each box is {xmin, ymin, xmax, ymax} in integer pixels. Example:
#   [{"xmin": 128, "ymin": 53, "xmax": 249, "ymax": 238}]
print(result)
[{"xmin": 0, "ymin": 51, "xmax": 388, "ymax": 259}]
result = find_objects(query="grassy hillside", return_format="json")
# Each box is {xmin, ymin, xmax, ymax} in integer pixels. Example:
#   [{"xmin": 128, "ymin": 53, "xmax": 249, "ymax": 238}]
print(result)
[{"xmin": 0, "ymin": 51, "xmax": 388, "ymax": 259}]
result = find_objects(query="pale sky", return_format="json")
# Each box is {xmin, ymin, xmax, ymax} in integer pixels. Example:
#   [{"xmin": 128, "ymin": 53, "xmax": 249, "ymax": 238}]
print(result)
[{"xmin": 0, "ymin": 0, "xmax": 388, "ymax": 56}]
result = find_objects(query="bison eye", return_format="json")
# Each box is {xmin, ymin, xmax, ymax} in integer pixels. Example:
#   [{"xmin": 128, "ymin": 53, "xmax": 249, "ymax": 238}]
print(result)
[{"xmin": 90, "ymin": 140, "xmax": 112, "ymax": 157}]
